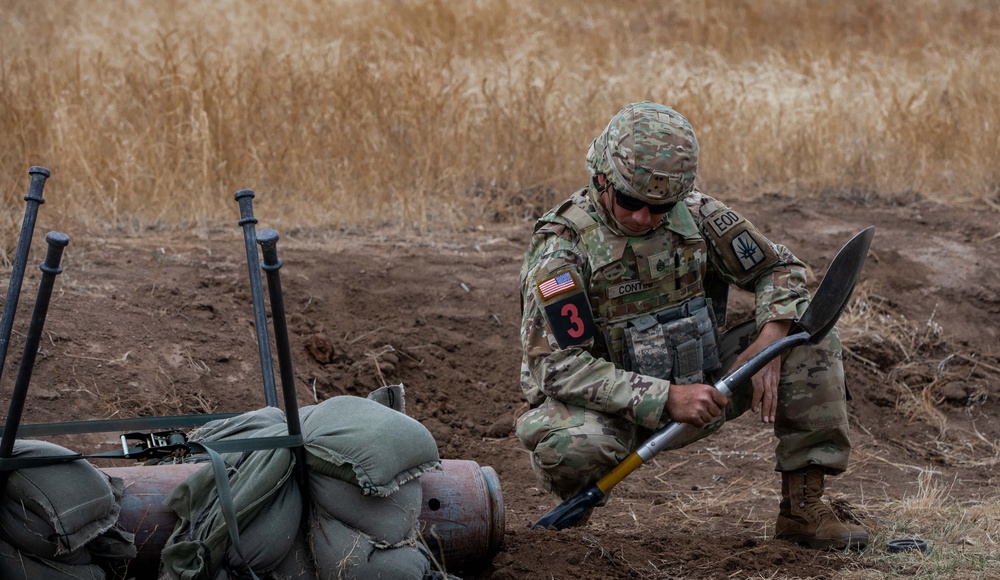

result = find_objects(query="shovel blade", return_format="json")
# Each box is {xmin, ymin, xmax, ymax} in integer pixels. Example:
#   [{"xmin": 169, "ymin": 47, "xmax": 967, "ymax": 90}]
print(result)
[
  {"xmin": 531, "ymin": 484, "xmax": 605, "ymax": 530},
  {"xmin": 796, "ymin": 227, "xmax": 875, "ymax": 342}
]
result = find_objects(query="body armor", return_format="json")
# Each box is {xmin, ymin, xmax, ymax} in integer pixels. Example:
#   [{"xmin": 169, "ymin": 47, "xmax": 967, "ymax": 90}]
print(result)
[{"xmin": 539, "ymin": 190, "xmax": 722, "ymax": 383}]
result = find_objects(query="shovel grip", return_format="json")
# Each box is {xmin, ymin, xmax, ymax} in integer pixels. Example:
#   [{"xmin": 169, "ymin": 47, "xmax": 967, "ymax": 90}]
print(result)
[{"xmin": 596, "ymin": 452, "xmax": 645, "ymax": 493}]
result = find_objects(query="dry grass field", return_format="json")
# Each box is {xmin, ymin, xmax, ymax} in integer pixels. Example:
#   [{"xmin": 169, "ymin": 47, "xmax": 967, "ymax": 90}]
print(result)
[
  {"xmin": 2, "ymin": 2, "xmax": 999, "ymax": 579},
  {"xmin": 2, "ymin": 0, "xmax": 1000, "ymax": 238}
]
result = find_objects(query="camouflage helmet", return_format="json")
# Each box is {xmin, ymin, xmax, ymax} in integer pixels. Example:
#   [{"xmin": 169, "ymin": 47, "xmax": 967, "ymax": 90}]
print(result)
[{"xmin": 586, "ymin": 102, "xmax": 698, "ymax": 204}]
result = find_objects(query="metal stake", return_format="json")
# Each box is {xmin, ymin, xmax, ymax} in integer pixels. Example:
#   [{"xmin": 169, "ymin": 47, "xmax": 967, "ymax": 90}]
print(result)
[
  {"xmin": 257, "ymin": 229, "xmax": 307, "ymax": 486},
  {"xmin": 0, "ymin": 232, "xmax": 69, "ymax": 489},
  {"xmin": 0, "ymin": 167, "xmax": 49, "ymax": 384},
  {"xmin": 233, "ymin": 189, "xmax": 278, "ymax": 408}
]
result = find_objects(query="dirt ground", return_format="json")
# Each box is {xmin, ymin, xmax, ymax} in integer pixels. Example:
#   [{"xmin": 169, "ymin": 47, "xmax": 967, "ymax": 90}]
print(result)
[{"xmin": 4, "ymin": 194, "xmax": 999, "ymax": 579}]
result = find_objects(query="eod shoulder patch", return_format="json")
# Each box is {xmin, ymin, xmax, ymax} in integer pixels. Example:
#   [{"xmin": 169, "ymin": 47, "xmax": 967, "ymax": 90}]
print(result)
[
  {"xmin": 702, "ymin": 204, "xmax": 779, "ymax": 284},
  {"xmin": 534, "ymin": 269, "xmax": 595, "ymax": 349}
]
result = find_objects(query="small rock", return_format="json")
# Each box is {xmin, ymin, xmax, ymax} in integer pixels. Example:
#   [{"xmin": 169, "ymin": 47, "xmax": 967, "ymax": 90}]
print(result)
[
  {"xmin": 482, "ymin": 416, "xmax": 513, "ymax": 438},
  {"xmin": 33, "ymin": 389, "xmax": 60, "ymax": 401}
]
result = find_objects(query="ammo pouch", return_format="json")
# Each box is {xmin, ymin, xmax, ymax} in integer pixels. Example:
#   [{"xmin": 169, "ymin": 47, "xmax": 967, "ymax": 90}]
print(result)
[{"xmin": 623, "ymin": 297, "xmax": 722, "ymax": 384}]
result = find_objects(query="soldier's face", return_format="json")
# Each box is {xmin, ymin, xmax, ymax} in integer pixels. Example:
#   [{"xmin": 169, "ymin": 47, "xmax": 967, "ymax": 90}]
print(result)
[{"xmin": 601, "ymin": 187, "xmax": 667, "ymax": 234}]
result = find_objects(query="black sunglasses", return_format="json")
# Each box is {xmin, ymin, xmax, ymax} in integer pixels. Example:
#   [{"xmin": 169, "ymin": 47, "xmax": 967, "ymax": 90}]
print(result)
[{"xmin": 614, "ymin": 189, "xmax": 675, "ymax": 215}]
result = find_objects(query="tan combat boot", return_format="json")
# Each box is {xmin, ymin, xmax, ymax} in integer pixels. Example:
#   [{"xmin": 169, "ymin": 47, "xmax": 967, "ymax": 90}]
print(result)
[{"xmin": 775, "ymin": 467, "xmax": 869, "ymax": 550}]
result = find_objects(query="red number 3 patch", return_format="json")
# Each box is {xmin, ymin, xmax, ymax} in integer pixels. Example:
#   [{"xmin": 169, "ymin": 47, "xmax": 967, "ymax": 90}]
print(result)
[
  {"xmin": 561, "ymin": 303, "xmax": 585, "ymax": 338},
  {"xmin": 544, "ymin": 293, "xmax": 594, "ymax": 348}
]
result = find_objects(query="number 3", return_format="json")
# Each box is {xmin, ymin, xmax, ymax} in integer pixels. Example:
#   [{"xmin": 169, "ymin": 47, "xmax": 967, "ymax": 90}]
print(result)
[{"xmin": 561, "ymin": 303, "xmax": 584, "ymax": 338}]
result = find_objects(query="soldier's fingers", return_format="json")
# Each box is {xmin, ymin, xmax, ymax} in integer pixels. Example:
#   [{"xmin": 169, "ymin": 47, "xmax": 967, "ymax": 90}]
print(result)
[
  {"xmin": 765, "ymin": 360, "xmax": 781, "ymax": 422},
  {"xmin": 750, "ymin": 378, "xmax": 764, "ymax": 412},
  {"xmin": 701, "ymin": 390, "xmax": 725, "ymax": 416},
  {"xmin": 766, "ymin": 384, "xmax": 778, "ymax": 423},
  {"xmin": 710, "ymin": 388, "xmax": 730, "ymax": 407},
  {"xmin": 760, "ymin": 367, "xmax": 774, "ymax": 423},
  {"xmin": 760, "ymin": 387, "xmax": 774, "ymax": 423}
]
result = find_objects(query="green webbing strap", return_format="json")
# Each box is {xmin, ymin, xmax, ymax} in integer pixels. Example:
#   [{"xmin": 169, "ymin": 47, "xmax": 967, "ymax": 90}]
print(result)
[
  {"xmin": 187, "ymin": 441, "xmax": 261, "ymax": 580},
  {"xmin": 0, "ymin": 434, "xmax": 304, "ymax": 471},
  {"xmin": 6, "ymin": 412, "xmax": 242, "ymax": 437}
]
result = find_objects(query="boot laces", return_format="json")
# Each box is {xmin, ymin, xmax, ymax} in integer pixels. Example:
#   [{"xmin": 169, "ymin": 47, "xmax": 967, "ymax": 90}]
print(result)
[{"xmin": 795, "ymin": 480, "xmax": 836, "ymax": 520}]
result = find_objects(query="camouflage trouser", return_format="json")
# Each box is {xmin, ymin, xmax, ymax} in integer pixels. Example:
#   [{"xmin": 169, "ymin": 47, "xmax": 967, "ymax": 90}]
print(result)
[{"xmin": 515, "ymin": 322, "xmax": 852, "ymax": 502}]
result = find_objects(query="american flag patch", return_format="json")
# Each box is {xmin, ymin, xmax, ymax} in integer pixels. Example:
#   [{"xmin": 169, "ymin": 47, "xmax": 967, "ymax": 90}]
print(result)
[{"xmin": 538, "ymin": 271, "xmax": 576, "ymax": 299}]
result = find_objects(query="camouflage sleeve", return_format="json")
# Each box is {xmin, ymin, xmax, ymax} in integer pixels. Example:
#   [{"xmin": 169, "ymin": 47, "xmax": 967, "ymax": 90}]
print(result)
[
  {"xmin": 688, "ymin": 192, "xmax": 811, "ymax": 329},
  {"xmin": 519, "ymin": 223, "xmax": 670, "ymax": 430},
  {"xmin": 750, "ymin": 244, "xmax": 811, "ymax": 328}
]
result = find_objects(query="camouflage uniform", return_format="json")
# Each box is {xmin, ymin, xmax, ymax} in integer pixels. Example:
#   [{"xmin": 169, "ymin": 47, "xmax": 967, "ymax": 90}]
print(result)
[{"xmin": 516, "ymin": 104, "xmax": 851, "ymax": 502}]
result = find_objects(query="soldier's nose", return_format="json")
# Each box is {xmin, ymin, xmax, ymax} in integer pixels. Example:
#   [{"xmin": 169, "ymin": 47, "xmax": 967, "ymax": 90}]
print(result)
[{"xmin": 632, "ymin": 206, "xmax": 653, "ymax": 225}]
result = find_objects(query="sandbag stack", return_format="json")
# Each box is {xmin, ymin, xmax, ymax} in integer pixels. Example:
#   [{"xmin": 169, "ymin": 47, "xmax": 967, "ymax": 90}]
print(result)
[
  {"xmin": 299, "ymin": 394, "xmax": 437, "ymax": 578},
  {"xmin": 0, "ymin": 440, "xmax": 137, "ymax": 580},
  {"xmin": 160, "ymin": 386, "xmax": 442, "ymax": 579},
  {"xmin": 161, "ymin": 410, "xmax": 302, "ymax": 579}
]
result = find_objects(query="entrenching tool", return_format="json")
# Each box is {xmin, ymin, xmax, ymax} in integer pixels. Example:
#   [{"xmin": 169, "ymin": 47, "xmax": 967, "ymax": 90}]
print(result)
[
  {"xmin": 0, "ymin": 167, "xmax": 50, "ymax": 384},
  {"xmin": 0, "ymin": 232, "xmax": 69, "ymax": 490},
  {"xmin": 531, "ymin": 226, "xmax": 875, "ymax": 530},
  {"xmin": 234, "ymin": 189, "xmax": 279, "ymax": 408},
  {"xmin": 256, "ymin": 229, "xmax": 307, "ymax": 488}
]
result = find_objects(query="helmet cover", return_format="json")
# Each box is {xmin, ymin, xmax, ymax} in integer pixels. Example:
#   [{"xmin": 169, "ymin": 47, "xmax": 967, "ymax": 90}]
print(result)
[{"xmin": 586, "ymin": 102, "xmax": 699, "ymax": 204}]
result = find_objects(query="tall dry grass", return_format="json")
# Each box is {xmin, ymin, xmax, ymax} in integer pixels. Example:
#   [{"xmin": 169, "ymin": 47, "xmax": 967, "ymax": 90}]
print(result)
[{"xmin": 2, "ymin": 0, "xmax": 999, "ymax": 236}]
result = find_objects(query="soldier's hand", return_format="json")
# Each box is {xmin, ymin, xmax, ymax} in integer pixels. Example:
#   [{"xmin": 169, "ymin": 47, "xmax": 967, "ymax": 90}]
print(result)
[
  {"xmin": 729, "ymin": 319, "xmax": 792, "ymax": 424},
  {"xmin": 664, "ymin": 383, "xmax": 729, "ymax": 428}
]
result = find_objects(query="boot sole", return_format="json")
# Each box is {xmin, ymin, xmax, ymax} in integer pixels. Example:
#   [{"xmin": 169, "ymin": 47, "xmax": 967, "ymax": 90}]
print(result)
[{"xmin": 775, "ymin": 532, "xmax": 869, "ymax": 551}]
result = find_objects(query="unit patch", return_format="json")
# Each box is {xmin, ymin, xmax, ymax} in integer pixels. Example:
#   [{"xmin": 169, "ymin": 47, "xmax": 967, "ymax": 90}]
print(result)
[
  {"xmin": 535, "ymin": 269, "xmax": 595, "ymax": 349},
  {"xmin": 732, "ymin": 229, "xmax": 765, "ymax": 270},
  {"xmin": 706, "ymin": 209, "xmax": 745, "ymax": 237},
  {"xmin": 701, "ymin": 204, "xmax": 779, "ymax": 283}
]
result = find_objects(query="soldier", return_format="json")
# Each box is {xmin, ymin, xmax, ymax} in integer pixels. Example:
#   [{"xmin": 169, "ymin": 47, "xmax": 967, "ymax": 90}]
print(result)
[{"xmin": 516, "ymin": 101, "xmax": 868, "ymax": 549}]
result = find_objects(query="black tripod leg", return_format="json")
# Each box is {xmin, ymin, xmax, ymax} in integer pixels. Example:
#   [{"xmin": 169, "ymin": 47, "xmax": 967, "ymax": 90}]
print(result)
[
  {"xmin": 0, "ymin": 232, "xmax": 69, "ymax": 489},
  {"xmin": 0, "ymin": 167, "xmax": 50, "ymax": 384},
  {"xmin": 233, "ymin": 189, "xmax": 278, "ymax": 408},
  {"xmin": 257, "ymin": 230, "xmax": 308, "ymax": 491}
]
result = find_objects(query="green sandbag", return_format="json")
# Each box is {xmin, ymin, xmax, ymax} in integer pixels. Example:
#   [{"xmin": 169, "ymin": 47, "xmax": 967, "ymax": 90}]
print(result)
[
  {"xmin": 309, "ymin": 474, "xmax": 421, "ymax": 546},
  {"xmin": 267, "ymin": 529, "xmax": 316, "ymax": 580},
  {"xmin": 0, "ymin": 537, "xmax": 104, "ymax": 580},
  {"xmin": 220, "ymin": 473, "xmax": 302, "ymax": 574},
  {"xmin": 0, "ymin": 440, "xmax": 135, "ymax": 579},
  {"xmin": 187, "ymin": 407, "xmax": 286, "ymax": 443},
  {"xmin": 300, "ymin": 396, "xmax": 440, "ymax": 496},
  {"xmin": 0, "ymin": 440, "xmax": 129, "ymax": 558},
  {"xmin": 162, "ymin": 422, "xmax": 300, "ymax": 579},
  {"xmin": 307, "ymin": 512, "xmax": 429, "ymax": 580}
]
